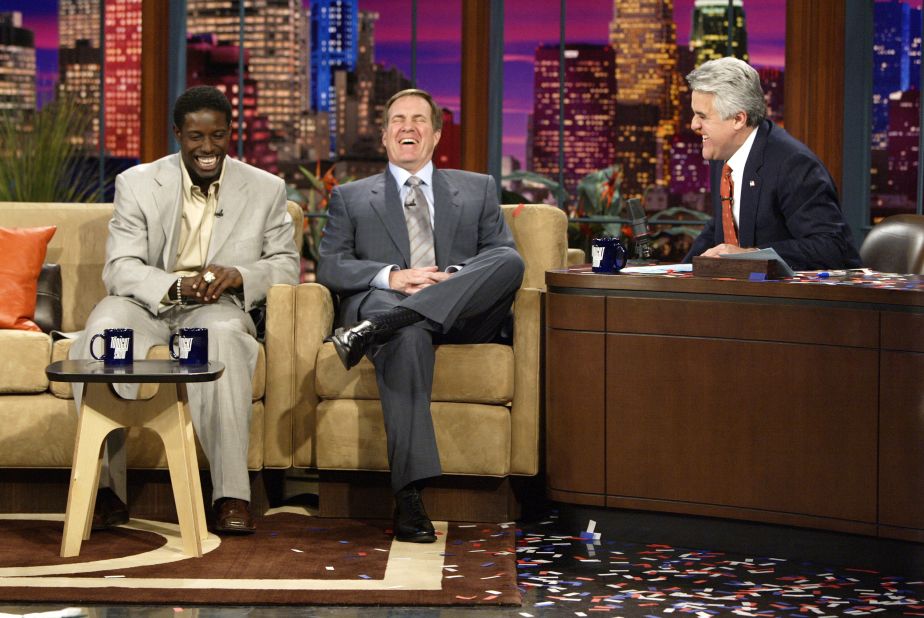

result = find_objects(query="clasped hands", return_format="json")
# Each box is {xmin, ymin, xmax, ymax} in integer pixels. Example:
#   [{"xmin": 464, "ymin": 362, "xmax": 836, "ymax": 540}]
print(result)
[
  {"xmin": 179, "ymin": 265, "xmax": 244, "ymax": 303},
  {"xmin": 389, "ymin": 266, "xmax": 451, "ymax": 295}
]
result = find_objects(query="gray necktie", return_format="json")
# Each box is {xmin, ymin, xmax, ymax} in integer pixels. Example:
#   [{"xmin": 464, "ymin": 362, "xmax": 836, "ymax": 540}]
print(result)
[{"xmin": 404, "ymin": 176, "xmax": 435, "ymax": 268}]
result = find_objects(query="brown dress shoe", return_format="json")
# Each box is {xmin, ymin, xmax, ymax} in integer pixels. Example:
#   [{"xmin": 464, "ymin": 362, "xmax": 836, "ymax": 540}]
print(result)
[
  {"xmin": 91, "ymin": 487, "xmax": 129, "ymax": 531},
  {"xmin": 213, "ymin": 497, "xmax": 256, "ymax": 534}
]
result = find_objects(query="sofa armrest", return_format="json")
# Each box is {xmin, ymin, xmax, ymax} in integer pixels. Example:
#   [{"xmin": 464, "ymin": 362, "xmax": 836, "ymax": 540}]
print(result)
[
  {"xmin": 510, "ymin": 286, "xmax": 542, "ymax": 476},
  {"xmin": 567, "ymin": 247, "xmax": 586, "ymax": 267},
  {"xmin": 265, "ymin": 282, "xmax": 334, "ymax": 469}
]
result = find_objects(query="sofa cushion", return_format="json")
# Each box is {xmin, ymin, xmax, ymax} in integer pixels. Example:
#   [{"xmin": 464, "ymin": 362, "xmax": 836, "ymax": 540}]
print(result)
[
  {"xmin": 0, "ymin": 330, "xmax": 52, "ymax": 393},
  {"xmin": 0, "ymin": 394, "xmax": 264, "ymax": 470},
  {"xmin": 316, "ymin": 399, "xmax": 511, "ymax": 476},
  {"xmin": 0, "ymin": 394, "xmax": 77, "ymax": 467},
  {"xmin": 0, "ymin": 226, "xmax": 56, "ymax": 332},
  {"xmin": 49, "ymin": 337, "xmax": 267, "ymax": 401},
  {"xmin": 316, "ymin": 342, "xmax": 514, "ymax": 403}
]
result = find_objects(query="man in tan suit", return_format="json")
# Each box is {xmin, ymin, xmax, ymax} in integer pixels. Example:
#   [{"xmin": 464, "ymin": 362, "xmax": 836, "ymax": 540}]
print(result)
[{"xmin": 70, "ymin": 86, "xmax": 299, "ymax": 533}]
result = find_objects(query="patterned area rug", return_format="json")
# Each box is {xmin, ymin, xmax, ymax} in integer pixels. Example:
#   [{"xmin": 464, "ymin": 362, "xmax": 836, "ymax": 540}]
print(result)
[{"xmin": 0, "ymin": 508, "xmax": 519, "ymax": 606}]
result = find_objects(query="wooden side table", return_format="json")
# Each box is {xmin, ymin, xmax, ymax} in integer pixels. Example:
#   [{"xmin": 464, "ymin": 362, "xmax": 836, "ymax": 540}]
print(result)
[{"xmin": 46, "ymin": 359, "xmax": 225, "ymax": 558}]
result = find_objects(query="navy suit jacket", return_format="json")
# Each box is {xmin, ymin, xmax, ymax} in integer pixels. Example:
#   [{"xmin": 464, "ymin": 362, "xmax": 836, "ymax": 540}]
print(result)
[{"xmin": 685, "ymin": 120, "xmax": 860, "ymax": 270}]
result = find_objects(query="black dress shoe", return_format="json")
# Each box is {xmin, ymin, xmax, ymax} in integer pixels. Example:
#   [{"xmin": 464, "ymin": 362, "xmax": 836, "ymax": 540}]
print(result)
[
  {"xmin": 325, "ymin": 320, "xmax": 380, "ymax": 370},
  {"xmin": 92, "ymin": 487, "xmax": 129, "ymax": 531},
  {"xmin": 213, "ymin": 497, "xmax": 256, "ymax": 534},
  {"xmin": 393, "ymin": 486, "xmax": 436, "ymax": 543}
]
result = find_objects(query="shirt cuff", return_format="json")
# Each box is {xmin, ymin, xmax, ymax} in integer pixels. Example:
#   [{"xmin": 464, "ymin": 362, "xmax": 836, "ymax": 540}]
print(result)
[{"xmin": 372, "ymin": 265, "xmax": 398, "ymax": 289}]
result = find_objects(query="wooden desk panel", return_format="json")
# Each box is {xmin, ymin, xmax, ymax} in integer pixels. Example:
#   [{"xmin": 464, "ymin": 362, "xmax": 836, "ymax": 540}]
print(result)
[
  {"xmin": 605, "ymin": 297, "xmax": 879, "ymax": 348},
  {"xmin": 546, "ymin": 329, "xmax": 605, "ymax": 500},
  {"xmin": 879, "ymin": 350, "xmax": 924, "ymax": 530},
  {"xmin": 605, "ymin": 334, "xmax": 877, "ymax": 522},
  {"xmin": 545, "ymin": 269, "xmax": 923, "ymax": 540}
]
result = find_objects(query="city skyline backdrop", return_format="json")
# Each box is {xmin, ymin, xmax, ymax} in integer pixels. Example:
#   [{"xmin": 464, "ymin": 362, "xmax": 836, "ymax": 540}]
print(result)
[{"xmin": 10, "ymin": 0, "xmax": 792, "ymax": 162}]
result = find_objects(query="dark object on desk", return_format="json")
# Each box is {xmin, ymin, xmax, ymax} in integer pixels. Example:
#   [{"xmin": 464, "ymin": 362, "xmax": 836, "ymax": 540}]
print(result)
[
  {"xmin": 692, "ymin": 255, "xmax": 785, "ymax": 280},
  {"xmin": 627, "ymin": 198, "xmax": 653, "ymax": 260},
  {"xmin": 35, "ymin": 263, "xmax": 62, "ymax": 333},
  {"xmin": 860, "ymin": 214, "xmax": 924, "ymax": 274}
]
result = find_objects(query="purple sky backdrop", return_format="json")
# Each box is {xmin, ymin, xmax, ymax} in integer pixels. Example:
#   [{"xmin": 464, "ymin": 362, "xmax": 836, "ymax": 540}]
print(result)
[
  {"xmin": 9, "ymin": 0, "xmax": 872, "ymax": 161},
  {"xmin": 360, "ymin": 0, "xmax": 788, "ymax": 161}
]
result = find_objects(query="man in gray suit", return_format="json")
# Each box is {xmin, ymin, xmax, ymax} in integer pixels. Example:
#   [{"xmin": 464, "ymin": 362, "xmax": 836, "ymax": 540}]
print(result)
[
  {"xmin": 70, "ymin": 86, "xmax": 299, "ymax": 534},
  {"xmin": 317, "ymin": 88, "xmax": 524, "ymax": 543}
]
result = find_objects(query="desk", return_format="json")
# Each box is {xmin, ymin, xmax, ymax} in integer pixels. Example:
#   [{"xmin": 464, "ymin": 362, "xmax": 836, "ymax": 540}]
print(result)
[
  {"xmin": 545, "ymin": 267, "xmax": 924, "ymax": 541},
  {"xmin": 46, "ymin": 359, "xmax": 224, "ymax": 557}
]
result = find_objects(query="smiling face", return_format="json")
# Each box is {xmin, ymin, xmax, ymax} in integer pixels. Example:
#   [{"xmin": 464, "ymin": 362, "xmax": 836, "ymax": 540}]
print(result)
[
  {"xmin": 174, "ymin": 108, "xmax": 230, "ymax": 190},
  {"xmin": 690, "ymin": 90, "xmax": 749, "ymax": 162},
  {"xmin": 382, "ymin": 94, "xmax": 441, "ymax": 174}
]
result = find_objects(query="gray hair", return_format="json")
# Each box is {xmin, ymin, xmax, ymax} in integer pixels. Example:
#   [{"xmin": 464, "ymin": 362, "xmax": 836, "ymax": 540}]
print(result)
[{"xmin": 686, "ymin": 57, "xmax": 766, "ymax": 127}]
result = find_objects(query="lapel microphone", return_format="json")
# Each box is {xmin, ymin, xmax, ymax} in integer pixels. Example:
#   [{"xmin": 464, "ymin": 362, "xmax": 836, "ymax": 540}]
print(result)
[{"xmin": 215, "ymin": 210, "xmax": 224, "ymax": 217}]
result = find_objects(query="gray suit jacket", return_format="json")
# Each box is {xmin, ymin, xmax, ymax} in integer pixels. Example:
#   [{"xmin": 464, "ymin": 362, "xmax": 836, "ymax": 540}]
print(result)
[
  {"xmin": 317, "ymin": 167, "xmax": 515, "ymax": 325},
  {"xmin": 103, "ymin": 153, "xmax": 299, "ymax": 315}
]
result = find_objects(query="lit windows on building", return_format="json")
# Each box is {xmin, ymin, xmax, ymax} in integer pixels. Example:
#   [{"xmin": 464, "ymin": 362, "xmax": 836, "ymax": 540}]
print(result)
[
  {"xmin": 530, "ymin": 44, "xmax": 617, "ymax": 195},
  {"xmin": 0, "ymin": 12, "xmax": 36, "ymax": 116},
  {"xmin": 689, "ymin": 0, "xmax": 748, "ymax": 66}
]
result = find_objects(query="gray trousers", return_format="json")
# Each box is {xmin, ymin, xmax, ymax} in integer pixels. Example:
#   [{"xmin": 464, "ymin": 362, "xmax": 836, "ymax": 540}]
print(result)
[
  {"xmin": 69, "ymin": 295, "xmax": 258, "ymax": 505},
  {"xmin": 355, "ymin": 246, "xmax": 525, "ymax": 493}
]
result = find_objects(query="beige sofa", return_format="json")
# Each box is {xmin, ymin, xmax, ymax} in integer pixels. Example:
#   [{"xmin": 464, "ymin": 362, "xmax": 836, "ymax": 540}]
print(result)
[
  {"xmin": 267, "ymin": 203, "xmax": 568, "ymax": 521},
  {"xmin": 0, "ymin": 201, "xmax": 303, "ymax": 515}
]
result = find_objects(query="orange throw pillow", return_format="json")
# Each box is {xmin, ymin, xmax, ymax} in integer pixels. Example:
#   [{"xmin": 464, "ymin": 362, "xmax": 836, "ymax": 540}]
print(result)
[{"xmin": 0, "ymin": 226, "xmax": 57, "ymax": 332}]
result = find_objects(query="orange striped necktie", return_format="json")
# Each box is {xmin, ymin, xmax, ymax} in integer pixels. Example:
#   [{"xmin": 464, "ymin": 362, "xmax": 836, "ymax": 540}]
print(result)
[{"xmin": 720, "ymin": 163, "xmax": 739, "ymax": 246}]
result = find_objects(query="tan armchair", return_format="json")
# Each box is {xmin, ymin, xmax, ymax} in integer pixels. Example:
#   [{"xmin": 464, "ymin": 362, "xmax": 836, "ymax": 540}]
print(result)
[{"xmin": 268, "ymin": 203, "xmax": 568, "ymax": 521}]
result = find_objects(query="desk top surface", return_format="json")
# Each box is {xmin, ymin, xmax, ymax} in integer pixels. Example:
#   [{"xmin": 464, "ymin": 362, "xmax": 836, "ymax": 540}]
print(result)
[
  {"xmin": 547, "ymin": 266, "xmax": 924, "ymax": 308},
  {"xmin": 45, "ymin": 359, "xmax": 225, "ymax": 383}
]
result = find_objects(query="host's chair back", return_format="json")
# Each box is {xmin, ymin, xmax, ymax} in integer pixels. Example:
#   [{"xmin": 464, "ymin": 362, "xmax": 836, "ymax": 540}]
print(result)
[{"xmin": 860, "ymin": 214, "xmax": 924, "ymax": 274}]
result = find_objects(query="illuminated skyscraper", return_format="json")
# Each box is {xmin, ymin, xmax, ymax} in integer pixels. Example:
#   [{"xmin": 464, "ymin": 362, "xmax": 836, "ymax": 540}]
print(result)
[
  {"xmin": 530, "ymin": 44, "xmax": 617, "ymax": 194},
  {"xmin": 58, "ymin": 0, "xmax": 100, "ymax": 148},
  {"xmin": 57, "ymin": 0, "xmax": 141, "ymax": 158},
  {"xmin": 60, "ymin": 0, "xmax": 99, "ymax": 47},
  {"xmin": 608, "ymin": 0, "xmax": 679, "ymax": 189},
  {"xmin": 689, "ymin": 0, "xmax": 748, "ymax": 66},
  {"xmin": 608, "ymin": 0, "xmax": 677, "ymax": 112},
  {"xmin": 187, "ymin": 0, "xmax": 310, "ymax": 156},
  {"xmin": 335, "ymin": 10, "xmax": 377, "ymax": 157},
  {"xmin": 311, "ymin": 0, "xmax": 358, "ymax": 156},
  {"xmin": 103, "ymin": 0, "xmax": 141, "ymax": 158},
  {"xmin": 872, "ymin": 2, "xmax": 922, "ymax": 150},
  {"xmin": 310, "ymin": 0, "xmax": 357, "ymax": 112},
  {"xmin": 187, "ymin": 34, "xmax": 278, "ymax": 172},
  {"xmin": 0, "ymin": 12, "xmax": 36, "ymax": 116},
  {"xmin": 614, "ymin": 103, "xmax": 660, "ymax": 199},
  {"xmin": 885, "ymin": 89, "xmax": 919, "ymax": 200}
]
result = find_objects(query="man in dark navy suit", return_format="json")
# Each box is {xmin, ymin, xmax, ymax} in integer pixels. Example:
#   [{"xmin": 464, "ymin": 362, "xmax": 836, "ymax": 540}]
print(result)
[{"xmin": 684, "ymin": 57, "xmax": 860, "ymax": 270}]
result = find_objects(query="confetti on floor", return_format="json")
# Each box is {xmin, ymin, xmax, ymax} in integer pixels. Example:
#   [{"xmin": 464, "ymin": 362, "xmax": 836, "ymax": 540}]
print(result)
[{"xmin": 515, "ymin": 514, "xmax": 924, "ymax": 617}]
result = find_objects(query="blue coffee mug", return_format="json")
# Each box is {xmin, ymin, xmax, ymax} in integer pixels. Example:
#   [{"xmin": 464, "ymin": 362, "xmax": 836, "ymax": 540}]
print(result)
[
  {"xmin": 169, "ymin": 327, "xmax": 209, "ymax": 366},
  {"xmin": 90, "ymin": 328, "xmax": 134, "ymax": 366},
  {"xmin": 591, "ymin": 237, "xmax": 628, "ymax": 273}
]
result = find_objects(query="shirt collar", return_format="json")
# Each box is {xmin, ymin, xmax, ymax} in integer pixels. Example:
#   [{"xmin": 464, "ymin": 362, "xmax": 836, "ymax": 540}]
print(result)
[
  {"xmin": 180, "ymin": 155, "xmax": 227, "ymax": 198},
  {"xmin": 388, "ymin": 161, "xmax": 434, "ymax": 190},
  {"xmin": 726, "ymin": 126, "xmax": 758, "ymax": 174}
]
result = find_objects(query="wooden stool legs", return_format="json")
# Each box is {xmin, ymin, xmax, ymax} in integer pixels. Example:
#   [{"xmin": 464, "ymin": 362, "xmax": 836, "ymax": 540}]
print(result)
[{"xmin": 60, "ymin": 382, "xmax": 207, "ymax": 558}]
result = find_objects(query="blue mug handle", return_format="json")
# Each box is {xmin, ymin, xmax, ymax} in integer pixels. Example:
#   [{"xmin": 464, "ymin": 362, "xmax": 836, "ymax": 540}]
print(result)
[
  {"xmin": 168, "ymin": 332, "xmax": 180, "ymax": 360},
  {"xmin": 90, "ymin": 333, "xmax": 106, "ymax": 360},
  {"xmin": 613, "ymin": 242, "xmax": 628, "ymax": 271}
]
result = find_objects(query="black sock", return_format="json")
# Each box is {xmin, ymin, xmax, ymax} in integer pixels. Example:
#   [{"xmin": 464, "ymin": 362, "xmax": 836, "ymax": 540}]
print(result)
[{"xmin": 367, "ymin": 307, "xmax": 424, "ymax": 334}]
